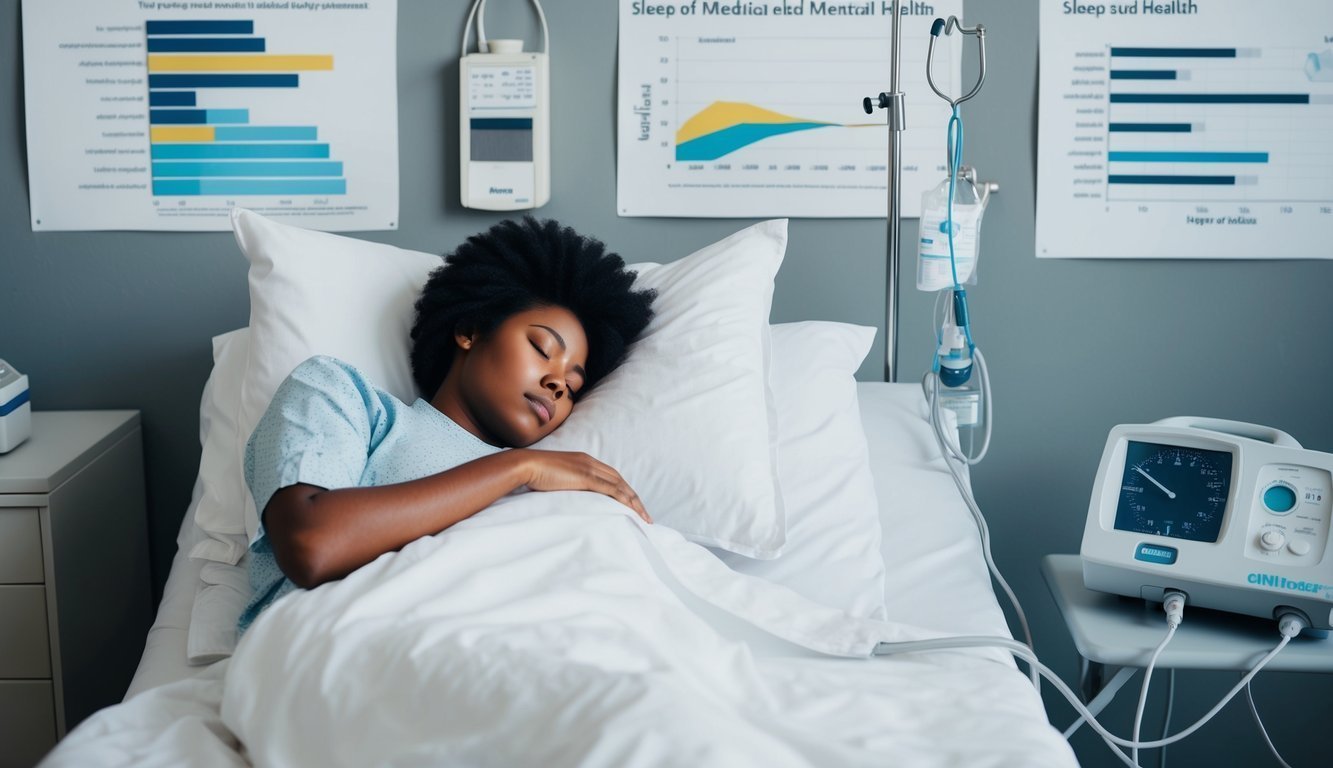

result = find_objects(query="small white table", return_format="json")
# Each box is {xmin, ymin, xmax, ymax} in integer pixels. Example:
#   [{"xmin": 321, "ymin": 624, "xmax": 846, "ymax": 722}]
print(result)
[{"xmin": 1040, "ymin": 554, "xmax": 1333, "ymax": 708}]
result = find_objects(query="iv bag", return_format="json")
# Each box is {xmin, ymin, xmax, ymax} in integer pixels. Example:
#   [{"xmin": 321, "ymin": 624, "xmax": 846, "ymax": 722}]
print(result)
[{"xmin": 917, "ymin": 173, "xmax": 985, "ymax": 292}]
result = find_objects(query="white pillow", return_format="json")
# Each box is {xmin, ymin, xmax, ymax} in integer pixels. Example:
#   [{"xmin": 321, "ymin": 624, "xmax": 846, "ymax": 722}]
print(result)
[
  {"xmin": 715, "ymin": 322, "xmax": 886, "ymax": 617},
  {"xmin": 535, "ymin": 219, "xmax": 788, "ymax": 557},
  {"xmin": 216, "ymin": 209, "xmax": 787, "ymax": 559},
  {"xmin": 229, "ymin": 208, "xmax": 443, "ymax": 547},
  {"xmin": 186, "ymin": 328, "xmax": 256, "ymax": 661},
  {"xmin": 189, "ymin": 328, "xmax": 252, "ymax": 564}
]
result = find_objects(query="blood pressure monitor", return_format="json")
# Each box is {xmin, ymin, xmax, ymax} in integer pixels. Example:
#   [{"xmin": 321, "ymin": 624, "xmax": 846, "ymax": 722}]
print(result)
[{"xmin": 1082, "ymin": 417, "xmax": 1333, "ymax": 632}]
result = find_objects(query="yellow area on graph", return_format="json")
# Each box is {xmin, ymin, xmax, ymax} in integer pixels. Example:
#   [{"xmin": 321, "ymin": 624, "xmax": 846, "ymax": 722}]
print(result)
[{"xmin": 676, "ymin": 102, "xmax": 828, "ymax": 145}]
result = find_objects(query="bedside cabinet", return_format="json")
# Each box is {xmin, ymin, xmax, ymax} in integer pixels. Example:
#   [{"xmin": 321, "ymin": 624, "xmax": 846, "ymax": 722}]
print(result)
[{"xmin": 0, "ymin": 411, "xmax": 152, "ymax": 768}]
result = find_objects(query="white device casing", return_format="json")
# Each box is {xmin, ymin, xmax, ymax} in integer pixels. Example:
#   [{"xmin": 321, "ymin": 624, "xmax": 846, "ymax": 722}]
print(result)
[
  {"xmin": 0, "ymin": 363, "xmax": 31, "ymax": 453},
  {"xmin": 1081, "ymin": 418, "xmax": 1333, "ymax": 632},
  {"xmin": 460, "ymin": 44, "xmax": 550, "ymax": 210}
]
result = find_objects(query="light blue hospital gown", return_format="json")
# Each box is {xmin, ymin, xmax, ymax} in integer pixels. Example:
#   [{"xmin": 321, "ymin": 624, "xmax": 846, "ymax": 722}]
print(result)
[{"xmin": 237, "ymin": 355, "xmax": 502, "ymax": 634}]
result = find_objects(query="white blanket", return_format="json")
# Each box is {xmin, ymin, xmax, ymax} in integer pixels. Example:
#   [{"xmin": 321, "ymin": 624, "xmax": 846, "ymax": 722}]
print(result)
[{"xmin": 48, "ymin": 491, "xmax": 1075, "ymax": 767}]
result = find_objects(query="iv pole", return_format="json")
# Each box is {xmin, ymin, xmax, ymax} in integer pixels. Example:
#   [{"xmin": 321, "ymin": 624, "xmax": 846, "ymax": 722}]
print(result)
[{"xmin": 862, "ymin": 3, "xmax": 905, "ymax": 383}]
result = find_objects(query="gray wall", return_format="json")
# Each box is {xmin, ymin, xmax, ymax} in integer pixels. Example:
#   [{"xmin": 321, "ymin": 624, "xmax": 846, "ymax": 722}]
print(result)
[{"xmin": 2, "ymin": 1, "xmax": 1329, "ymax": 765}]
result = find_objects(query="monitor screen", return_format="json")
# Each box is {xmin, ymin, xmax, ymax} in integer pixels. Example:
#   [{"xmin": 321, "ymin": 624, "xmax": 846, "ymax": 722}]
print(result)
[{"xmin": 1114, "ymin": 440, "xmax": 1232, "ymax": 543}]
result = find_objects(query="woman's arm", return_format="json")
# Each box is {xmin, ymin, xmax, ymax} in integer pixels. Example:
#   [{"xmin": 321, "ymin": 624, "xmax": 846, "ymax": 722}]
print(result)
[{"xmin": 264, "ymin": 449, "xmax": 649, "ymax": 589}]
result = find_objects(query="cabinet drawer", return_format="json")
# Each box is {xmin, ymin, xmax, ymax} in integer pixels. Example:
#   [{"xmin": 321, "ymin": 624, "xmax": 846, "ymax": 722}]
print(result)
[
  {"xmin": 0, "ymin": 679, "xmax": 57, "ymax": 768},
  {"xmin": 0, "ymin": 508, "xmax": 44, "ymax": 584},
  {"xmin": 0, "ymin": 586, "xmax": 51, "ymax": 678}
]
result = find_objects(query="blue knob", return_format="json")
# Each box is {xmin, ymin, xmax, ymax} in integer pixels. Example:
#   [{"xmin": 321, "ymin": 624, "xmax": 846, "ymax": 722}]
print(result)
[{"xmin": 1263, "ymin": 484, "xmax": 1297, "ymax": 514}]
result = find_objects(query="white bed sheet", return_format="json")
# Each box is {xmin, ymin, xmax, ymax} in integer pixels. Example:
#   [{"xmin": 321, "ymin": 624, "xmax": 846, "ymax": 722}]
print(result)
[{"xmin": 46, "ymin": 383, "xmax": 1071, "ymax": 768}]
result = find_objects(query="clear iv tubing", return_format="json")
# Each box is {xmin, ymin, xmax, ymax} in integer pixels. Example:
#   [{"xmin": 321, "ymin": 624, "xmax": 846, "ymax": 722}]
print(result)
[
  {"xmin": 919, "ymin": 104, "xmax": 1022, "ymax": 684},
  {"xmin": 924, "ymin": 103, "xmax": 991, "ymax": 466}
]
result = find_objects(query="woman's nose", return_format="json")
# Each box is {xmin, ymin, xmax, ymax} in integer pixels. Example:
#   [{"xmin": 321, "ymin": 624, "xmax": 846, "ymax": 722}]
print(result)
[{"xmin": 543, "ymin": 376, "xmax": 565, "ymax": 399}]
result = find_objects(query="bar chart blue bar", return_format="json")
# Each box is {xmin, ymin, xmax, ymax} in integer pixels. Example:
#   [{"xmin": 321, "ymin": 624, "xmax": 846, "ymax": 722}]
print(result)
[
  {"xmin": 141, "ymin": 16, "xmax": 354, "ymax": 202},
  {"xmin": 1110, "ymin": 47, "xmax": 1236, "ymax": 57},
  {"xmin": 147, "ymin": 37, "xmax": 266, "ymax": 53},
  {"xmin": 1108, "ymin": 175, "xmax": 1236, "ymax": 185},
  {"xmin": 152, "ymin": 161, "xmax": 344, "ymax": 177},
  {"xmin": 148, "ymin": 74, "xmax": 299, "ymax": 89},
  {"xmin": 149, "ymin": 109, "xmax": 250, "ymax": 125},
  {"xmin": 213, "ymin": 126, "xmax": 318, "ymax": 141},
  {"xmin": 153, "ymin": 179, "xmax": 348, "ymax": 196},
  {"xmin": 148, "ymin": 91, "xmax": 196, "ymax": 107},
  {"xmin": 1109, "ymin": 151, "xmax": 1268, "ymax": 163},
  {"xmin": 152, "ymin": 143, "xmax": 331, "ymax": 159},
  {"xmin": 1109, "ymin": 123, "xmax": 1193, "ymax": 133},
  {"xmin": 146, "ymin": 20, "xmax": 253, "ymax": 35},
  {"xmin": 1110, "ymin": 70, "xmax": 1177, "ymax": 80},
  {"xmin": 1111, "ymin": 93, "xmax": 1309, "ymax": 104}
]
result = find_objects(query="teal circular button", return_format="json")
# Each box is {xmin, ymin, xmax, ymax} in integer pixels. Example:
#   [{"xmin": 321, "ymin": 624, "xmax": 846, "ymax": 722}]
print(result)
[{"xmin": 1263, "ymin": 484, "xmax": 1297, "ymax": 514}]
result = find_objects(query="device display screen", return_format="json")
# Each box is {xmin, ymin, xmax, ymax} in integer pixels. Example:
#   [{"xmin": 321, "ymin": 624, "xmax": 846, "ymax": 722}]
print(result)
[
  {"xmin": 470, "ymin": 118, "xmax": 534, "ymax": 162},
  {"xmin": 1114, "ymin": 440, "xmax": 1233, "ymax": 543}
]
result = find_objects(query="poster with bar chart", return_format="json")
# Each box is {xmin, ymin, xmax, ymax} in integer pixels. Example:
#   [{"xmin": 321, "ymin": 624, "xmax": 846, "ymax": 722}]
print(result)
[
  {"xmin": 1036, "ymin": 0, "xmax": 1333, "ymax": 259},
  {"xmin": 21, "ymin": 0, "xmax": 397, "ymax": 232},
  {"xmin": 617, "ymin": 0, "xmax": 961, "ymax": 218}
]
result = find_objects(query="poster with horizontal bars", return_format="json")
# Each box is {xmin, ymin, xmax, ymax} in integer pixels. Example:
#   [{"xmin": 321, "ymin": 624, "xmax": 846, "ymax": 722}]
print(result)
[
  {"xmin": 21, "ymin": 0, "xmax": 398, "ymax": 232},
  {"xmin": 1036, "ymin": 0, "xmax": 1333, "ymax": 259}
]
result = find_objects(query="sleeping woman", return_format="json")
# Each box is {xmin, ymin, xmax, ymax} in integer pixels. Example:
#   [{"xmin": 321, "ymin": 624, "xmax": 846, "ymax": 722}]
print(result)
[{"xmin": 236, "ymin": 217, "xmax": 657, "ymax": 634}]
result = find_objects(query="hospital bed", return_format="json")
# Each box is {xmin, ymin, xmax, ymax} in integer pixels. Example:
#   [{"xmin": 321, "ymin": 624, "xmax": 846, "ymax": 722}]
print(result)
[{"xmin": 38, "ymin": 215, "xmax": 1076, "ymax": 767}]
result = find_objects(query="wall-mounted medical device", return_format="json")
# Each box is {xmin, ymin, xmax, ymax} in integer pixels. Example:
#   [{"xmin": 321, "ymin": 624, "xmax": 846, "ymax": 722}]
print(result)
[
  {"xmin": 459, "ymin": 0, "xmax": 550, "ymax": 211},
  {"xmin": 1082, "ymin": 417, "xmax": 1333, "ymax": 632},
  {"xmin": 0, "ymin": 359, "xmax": 32, "ymax": 453}
]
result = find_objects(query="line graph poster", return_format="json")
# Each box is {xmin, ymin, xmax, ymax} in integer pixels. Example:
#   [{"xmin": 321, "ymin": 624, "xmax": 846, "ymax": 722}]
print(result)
[
  {"xmin": 22, "ymin": 0, "xmax": 398, "ymax": 232},
  {"xmin": 1036, "ymin": 0, "xmax": 1333, "ymax": 259},
  {"xmin": 617, "ymin": 0, "xmax": 961, "ymax": 218}
]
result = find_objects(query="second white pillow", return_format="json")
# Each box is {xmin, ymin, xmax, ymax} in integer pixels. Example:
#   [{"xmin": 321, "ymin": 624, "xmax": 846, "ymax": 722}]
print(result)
[
  {"xmin": 536, "ymin": 219, "xmax": 788, "ymax": 558},
  {"xmin": 715, "ymin": 322, "xmax": 885, "ymax": 617}
]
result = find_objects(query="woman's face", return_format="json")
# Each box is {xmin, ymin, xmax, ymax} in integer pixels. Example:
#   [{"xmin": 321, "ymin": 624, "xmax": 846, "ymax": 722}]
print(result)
[{"xmin": 441, "ymin": 305, "xmax": 589, "ymax": 448}]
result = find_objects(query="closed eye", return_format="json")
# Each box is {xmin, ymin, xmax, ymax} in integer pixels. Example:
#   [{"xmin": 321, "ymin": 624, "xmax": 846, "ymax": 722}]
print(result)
[{"xmin": 529, "ymin": 339, "xmax": 549, "ymax": 359}]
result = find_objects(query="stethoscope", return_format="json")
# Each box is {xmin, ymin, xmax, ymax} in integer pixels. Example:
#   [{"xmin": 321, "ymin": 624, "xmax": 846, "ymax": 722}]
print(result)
[{"xmin": 926, "ymin": 17, "xmax": 987, "ymax": 110}]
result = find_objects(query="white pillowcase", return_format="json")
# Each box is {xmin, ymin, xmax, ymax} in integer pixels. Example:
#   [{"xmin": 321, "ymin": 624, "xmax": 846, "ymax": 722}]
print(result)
[
  {"xmin": 188, "ymin": 328, "xmax": 252, "ymax": 564},
  {"xmin": 228, "ymin": 208, "xmax": 443, "ymax": 550},
  {"xmin": 188, "ymin": 330, "xmax": 255, "ymax": 661},
  {"xmin": 536, "ymin": 219, "xmax": 788, "ymax": 557},
  {"xmin": 197, "ymin": 210, "xmax": 789, "ymax": 561},
  {"xmin": 715, "ymin": 322, "xmax": 886, "ymax": 618}
]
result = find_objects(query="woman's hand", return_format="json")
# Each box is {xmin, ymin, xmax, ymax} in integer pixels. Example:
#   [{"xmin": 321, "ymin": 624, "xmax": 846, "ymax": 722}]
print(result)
[{"xmin": 514, "ymin": 449, "xmax": 651, "ymax": 524}]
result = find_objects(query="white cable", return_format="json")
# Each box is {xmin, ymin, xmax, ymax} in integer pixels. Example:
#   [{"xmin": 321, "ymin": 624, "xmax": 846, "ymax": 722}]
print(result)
[
  {"xmin": 1159, "ymin": 669, "xmax": 1175, "ymax": 768},
  {"xmin": 462, "ymin": 0, "xmax": 483, "ymax": 53},
  {"xmin": 1132, "ymin": 622, "xmax": 1177, "ymax": 766},
  {"xmin": 478, "ymin": 0, "xmax": 490, "ymax": 51},
  {"xmin": 873, "ymin": 629, "xmax": 1294, "ymax": 764},
  {"xmin": 943, "ymin": 448, "xmax": 1037, "ymax": 689},
  {"xmin": 464, "ymin": 0, "xmax": 551, "ymax": 55},
  {"xmin": 919, "ymin": 366, "xmax": 1036, "ymax": 691},
  {"xmin": 1246, "ymin": 680, "xmax": 1295, "ymax": 768}
]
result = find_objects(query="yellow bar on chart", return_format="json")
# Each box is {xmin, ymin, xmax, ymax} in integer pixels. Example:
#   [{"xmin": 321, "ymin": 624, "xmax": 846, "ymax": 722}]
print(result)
[
  {"xmin": 151, "ymin": 126, "xmax": 215, "ymax": 142},
  {"xmin": 148, "ymin": 54, "xmax": 334, "ymax": 72}
]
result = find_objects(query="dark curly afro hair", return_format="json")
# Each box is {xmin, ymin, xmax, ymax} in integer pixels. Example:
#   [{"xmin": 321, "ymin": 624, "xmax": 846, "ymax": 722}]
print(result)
[{"xmin": 410, "ymin": 217, "xmax": 656, "ymax": 400}]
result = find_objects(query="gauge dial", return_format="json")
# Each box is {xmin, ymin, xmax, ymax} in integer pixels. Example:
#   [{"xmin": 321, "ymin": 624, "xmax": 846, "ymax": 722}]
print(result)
[{"xmin": 1114, "ymin": 440, "xmax": 1233, "ymax": 543}]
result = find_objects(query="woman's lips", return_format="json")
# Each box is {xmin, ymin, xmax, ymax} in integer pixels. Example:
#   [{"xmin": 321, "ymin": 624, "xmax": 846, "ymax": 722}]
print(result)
[{"xmin": 525, "ymin": 394, "xmax": 552, "ymax": 425}]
